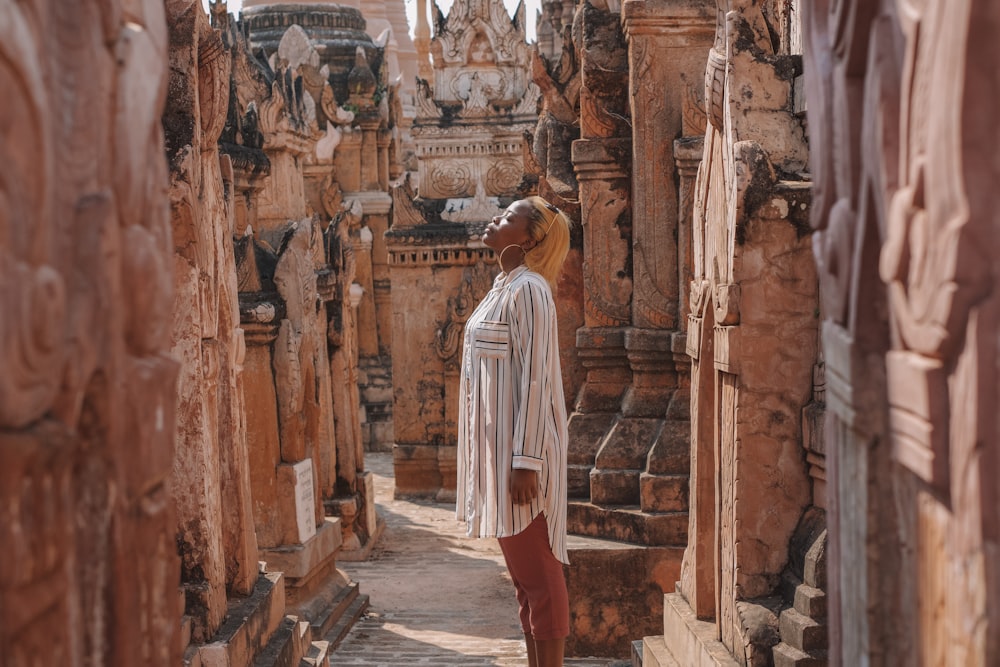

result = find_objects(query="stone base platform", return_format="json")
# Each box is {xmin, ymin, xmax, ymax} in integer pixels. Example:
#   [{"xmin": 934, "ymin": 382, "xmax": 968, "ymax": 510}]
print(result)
[
  {"xmin": 638, "ymin": 593, "xmax": 739, "ymax": 667},
  {"xmin": 337, "ymin": 515, "xmax": 386, "ymax": 562},
  {"xmin": 188, "ymin": 571, "xmax": 330, "ymax": 667},
  {"xmin": 392, "ymin": 443, "xmax": 456, "ymax": 500},
  {"xmin": 564, "ymin": 534, "xmax": 683, "ymax": 659},
  {"xmin": 258, "ymin": 517, "xmax": 368, "ymax": 645}
]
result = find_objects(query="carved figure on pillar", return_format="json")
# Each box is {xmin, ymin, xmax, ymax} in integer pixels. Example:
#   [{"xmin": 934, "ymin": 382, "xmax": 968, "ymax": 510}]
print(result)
[{"xmin": 528, "ymin": 23, "xmax": 582, "ymax": 212}]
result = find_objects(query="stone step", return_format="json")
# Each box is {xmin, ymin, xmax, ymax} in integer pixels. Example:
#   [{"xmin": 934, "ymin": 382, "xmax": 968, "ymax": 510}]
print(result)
[
  {"xmin": 568, "ymin": 463, "xmax": 592, "ymax": 499},
  {"xmin": 568, "ymin": 501, "xmax": 687, "ymax": 546},
  {"xmin": 638, "ymin": 636, "xmax": 680, "ymax": 667},
  {"xmin": 590, "ymin": 468, "xmax": 642, "ymax": 505},
  {"xmin": 198, "ymin": 572, "xmax": 286, "ymax": 667},
  {"xmin": 802, "ymin": 529, "xmax": 827, "ymax": 590},
  {"xmin": 308, "ymin": 580, "xmax": 363, "ymax": 638},
  {"xmin": 639, "ymin": 473, "xmax": 688, "ymax": 513},
  {"xmin": 322, "ymin": 590, "xmax": 370, "ymax": 650},
  {"xmin": 302, "ymin": 639, "xmax": 330, "ymax": 667},
  {"xmin": 793, "ymin": 583, "xmax": 826, "ymax": 619},
  {"xmin": 779, "ymin": 607, "xmax": 827, "ymax": 653},
  {"xmin": 772, "ymin": 641, "xmax": 828, "ymax": 667},
  {"xmin": 250, "ymin": 616, "xmax": 309, "ymax": 667}
]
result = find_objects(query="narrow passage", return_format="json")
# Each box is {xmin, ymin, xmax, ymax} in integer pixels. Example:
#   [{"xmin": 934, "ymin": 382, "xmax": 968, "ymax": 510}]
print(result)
[{"xmin": 330, "ymin": 453, "xmax": 619, "ymax": 666}]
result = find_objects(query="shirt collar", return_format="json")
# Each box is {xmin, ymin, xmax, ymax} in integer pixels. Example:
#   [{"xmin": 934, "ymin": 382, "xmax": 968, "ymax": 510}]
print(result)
[{"xmin": 495, "ymin": 264, "xmax": 528, "ymax": 287}]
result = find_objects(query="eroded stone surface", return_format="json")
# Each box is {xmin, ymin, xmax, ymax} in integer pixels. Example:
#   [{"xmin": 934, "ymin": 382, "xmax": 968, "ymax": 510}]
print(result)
[
  {"xmin": 0, "ymin": 1, "xmax": 180, "ymax": 663},
  {"xmin": 675, "ymin": 1, "xmax": 818, "ymax": 664}
]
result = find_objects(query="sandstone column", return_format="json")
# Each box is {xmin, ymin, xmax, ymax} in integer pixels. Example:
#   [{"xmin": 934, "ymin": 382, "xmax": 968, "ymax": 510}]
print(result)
[
  {"xmin": 0, "ymin": 1, "xmax": 180, "ymax": 664},
  {"xmin": 654, "ymin": 2, "xmax": 819, "ymax": 664},
  {"xmin": 166, "ymin": 1, "xmax": 264, "ymax": 647},
  {"xmin": 804, "ymin": 0, "xmax": 1000, "ymax": 664},
  {"xmin": 567, "ymin": 1, "xmax": 633, "ymax": 498}
]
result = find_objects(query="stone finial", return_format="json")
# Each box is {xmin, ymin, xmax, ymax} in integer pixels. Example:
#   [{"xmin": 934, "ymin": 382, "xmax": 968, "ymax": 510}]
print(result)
[
  {"xmin": 277, "ymin": 24, "xmax": 320, "ymax": 72},
  {"xmin": 390, "ymin": 175, "xmax": 427, "ymax": 228},
  {"xmin": 348, "ymin": 46, "xmax": 377, "ymax": 101}
]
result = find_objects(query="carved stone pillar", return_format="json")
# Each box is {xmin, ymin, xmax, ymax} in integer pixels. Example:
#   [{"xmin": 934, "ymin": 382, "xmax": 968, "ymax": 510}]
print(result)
[
  {"xmin": 624, "ymin": 0, "xmax": 713, "ymax": 332},
  {"xmin": 377, "ymin": 127, "xmax": 391, "ymax": 191},
  {"xmin": 166, "ymin": 5, "xmax": 276, "ymax": 651},
  {"xmin": 349, "ymin": 192, "xmax": 395, "ymax": 452},
  {"xmin": 573, "ymin": 150, "xmax": 633, "ymax": 414},
  {"xmin": 567, "ymin": 139, "xmax": 631, "ymax": 500},
  {"xmin": 359, "ymin": 115, "xmax": 382, "ymax": 191},
  {"xmin": 803, "ymin": 1, "xmax": 1000, "ymax": 665},
  {"xmin": 658, "ymin": 3, "xmax": 818, "ymax": 664},
  {"xmin": 352, "ymin": 217, "xmax": 378, "ymax": 359},
  {"xmin": 0, "ymin": 1, "xmax": 180, "ymax": 664},
  {"xmin": 567, "ymin": 0, "xmax": 633, "ymax": 499}
]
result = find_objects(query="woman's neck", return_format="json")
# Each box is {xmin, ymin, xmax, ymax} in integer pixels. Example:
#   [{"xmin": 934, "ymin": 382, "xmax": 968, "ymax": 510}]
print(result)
[{"xmin": 498, "ymin": 245, "xmax": 525, "ymax": 273}]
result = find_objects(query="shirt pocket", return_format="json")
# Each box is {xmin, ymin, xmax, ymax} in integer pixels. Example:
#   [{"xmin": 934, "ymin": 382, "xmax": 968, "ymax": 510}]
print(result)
[{"xmin": 472, "ymin": 320, "xmax": 510, "ymax": 359}]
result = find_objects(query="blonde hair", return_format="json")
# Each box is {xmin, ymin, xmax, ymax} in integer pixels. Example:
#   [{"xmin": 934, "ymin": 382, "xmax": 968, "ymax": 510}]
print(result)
[{"xmin": 523, "ymin": 196, "xmax": 571, "ymax": 292}]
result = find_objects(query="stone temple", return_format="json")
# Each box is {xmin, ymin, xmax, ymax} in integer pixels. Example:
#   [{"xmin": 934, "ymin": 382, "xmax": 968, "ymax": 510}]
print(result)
[{"xmin": 1, "ymin": 0, "xmax": 998, "ymax": 665}]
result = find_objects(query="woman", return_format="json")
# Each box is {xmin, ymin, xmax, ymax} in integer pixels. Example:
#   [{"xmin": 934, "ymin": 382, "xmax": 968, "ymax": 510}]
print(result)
[{"xmin": 456, "ymin": 196, "xmax": 572, "ymax": 667}]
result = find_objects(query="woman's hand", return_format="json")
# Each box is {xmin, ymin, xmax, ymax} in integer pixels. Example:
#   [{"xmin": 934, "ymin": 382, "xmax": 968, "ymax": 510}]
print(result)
[{"xmin": 509, "ymin": 468, "xmax": 538, "ymax": 505}]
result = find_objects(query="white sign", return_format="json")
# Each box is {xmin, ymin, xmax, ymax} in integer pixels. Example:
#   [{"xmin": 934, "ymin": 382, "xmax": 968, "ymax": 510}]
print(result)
[{"xmin": 293, "ymin": 459, "xmax": 317, "ymax": 543}]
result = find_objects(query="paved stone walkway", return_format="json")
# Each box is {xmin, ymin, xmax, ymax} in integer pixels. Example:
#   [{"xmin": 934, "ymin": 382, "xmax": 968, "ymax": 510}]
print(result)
[{"xmin": 330, "ymin": 452, "xmax": 620, "ymax": 667}]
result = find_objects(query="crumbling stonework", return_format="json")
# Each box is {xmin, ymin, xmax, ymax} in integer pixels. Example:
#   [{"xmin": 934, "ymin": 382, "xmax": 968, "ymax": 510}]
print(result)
[
  {"xmin": 642, "ymin": 1, "xmax": 824, "ymax": 665},
  {"xmin": 166, "ymin": 0, "xmax": 257, "ymax": 647}
]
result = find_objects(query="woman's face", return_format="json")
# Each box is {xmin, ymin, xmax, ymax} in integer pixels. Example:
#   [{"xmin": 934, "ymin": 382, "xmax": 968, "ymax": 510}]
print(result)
[{"xmin": 483, "ymin": 200, "xmax": 536, "ymax": 251}]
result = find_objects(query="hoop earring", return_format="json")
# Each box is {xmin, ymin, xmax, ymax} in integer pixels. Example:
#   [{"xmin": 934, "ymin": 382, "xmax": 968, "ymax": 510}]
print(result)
[{"xmin": 498, "ymin": 243, "xmax": 525, "ymax": 267}]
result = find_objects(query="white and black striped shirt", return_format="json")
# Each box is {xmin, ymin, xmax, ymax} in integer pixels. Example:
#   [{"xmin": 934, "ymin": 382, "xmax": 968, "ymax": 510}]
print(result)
[{"xmin": 456, "ymin": 266, "xmax": 569, "ymax": 563}]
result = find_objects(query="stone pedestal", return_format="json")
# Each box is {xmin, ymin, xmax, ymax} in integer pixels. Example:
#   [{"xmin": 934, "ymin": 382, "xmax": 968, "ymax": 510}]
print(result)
[
  {"xmin": 565, "ymin": 536, "xmax": 684, "ymax": 658},
  {"xmin": 573, "ymin": 326, "xmax": 631, "ymax": 412}
]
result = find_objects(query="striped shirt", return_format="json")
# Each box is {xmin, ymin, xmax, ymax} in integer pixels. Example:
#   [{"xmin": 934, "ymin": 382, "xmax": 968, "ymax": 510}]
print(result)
[{"xmin": 456, "ymin": 266, "xmax": 569, "ymax": 564}]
